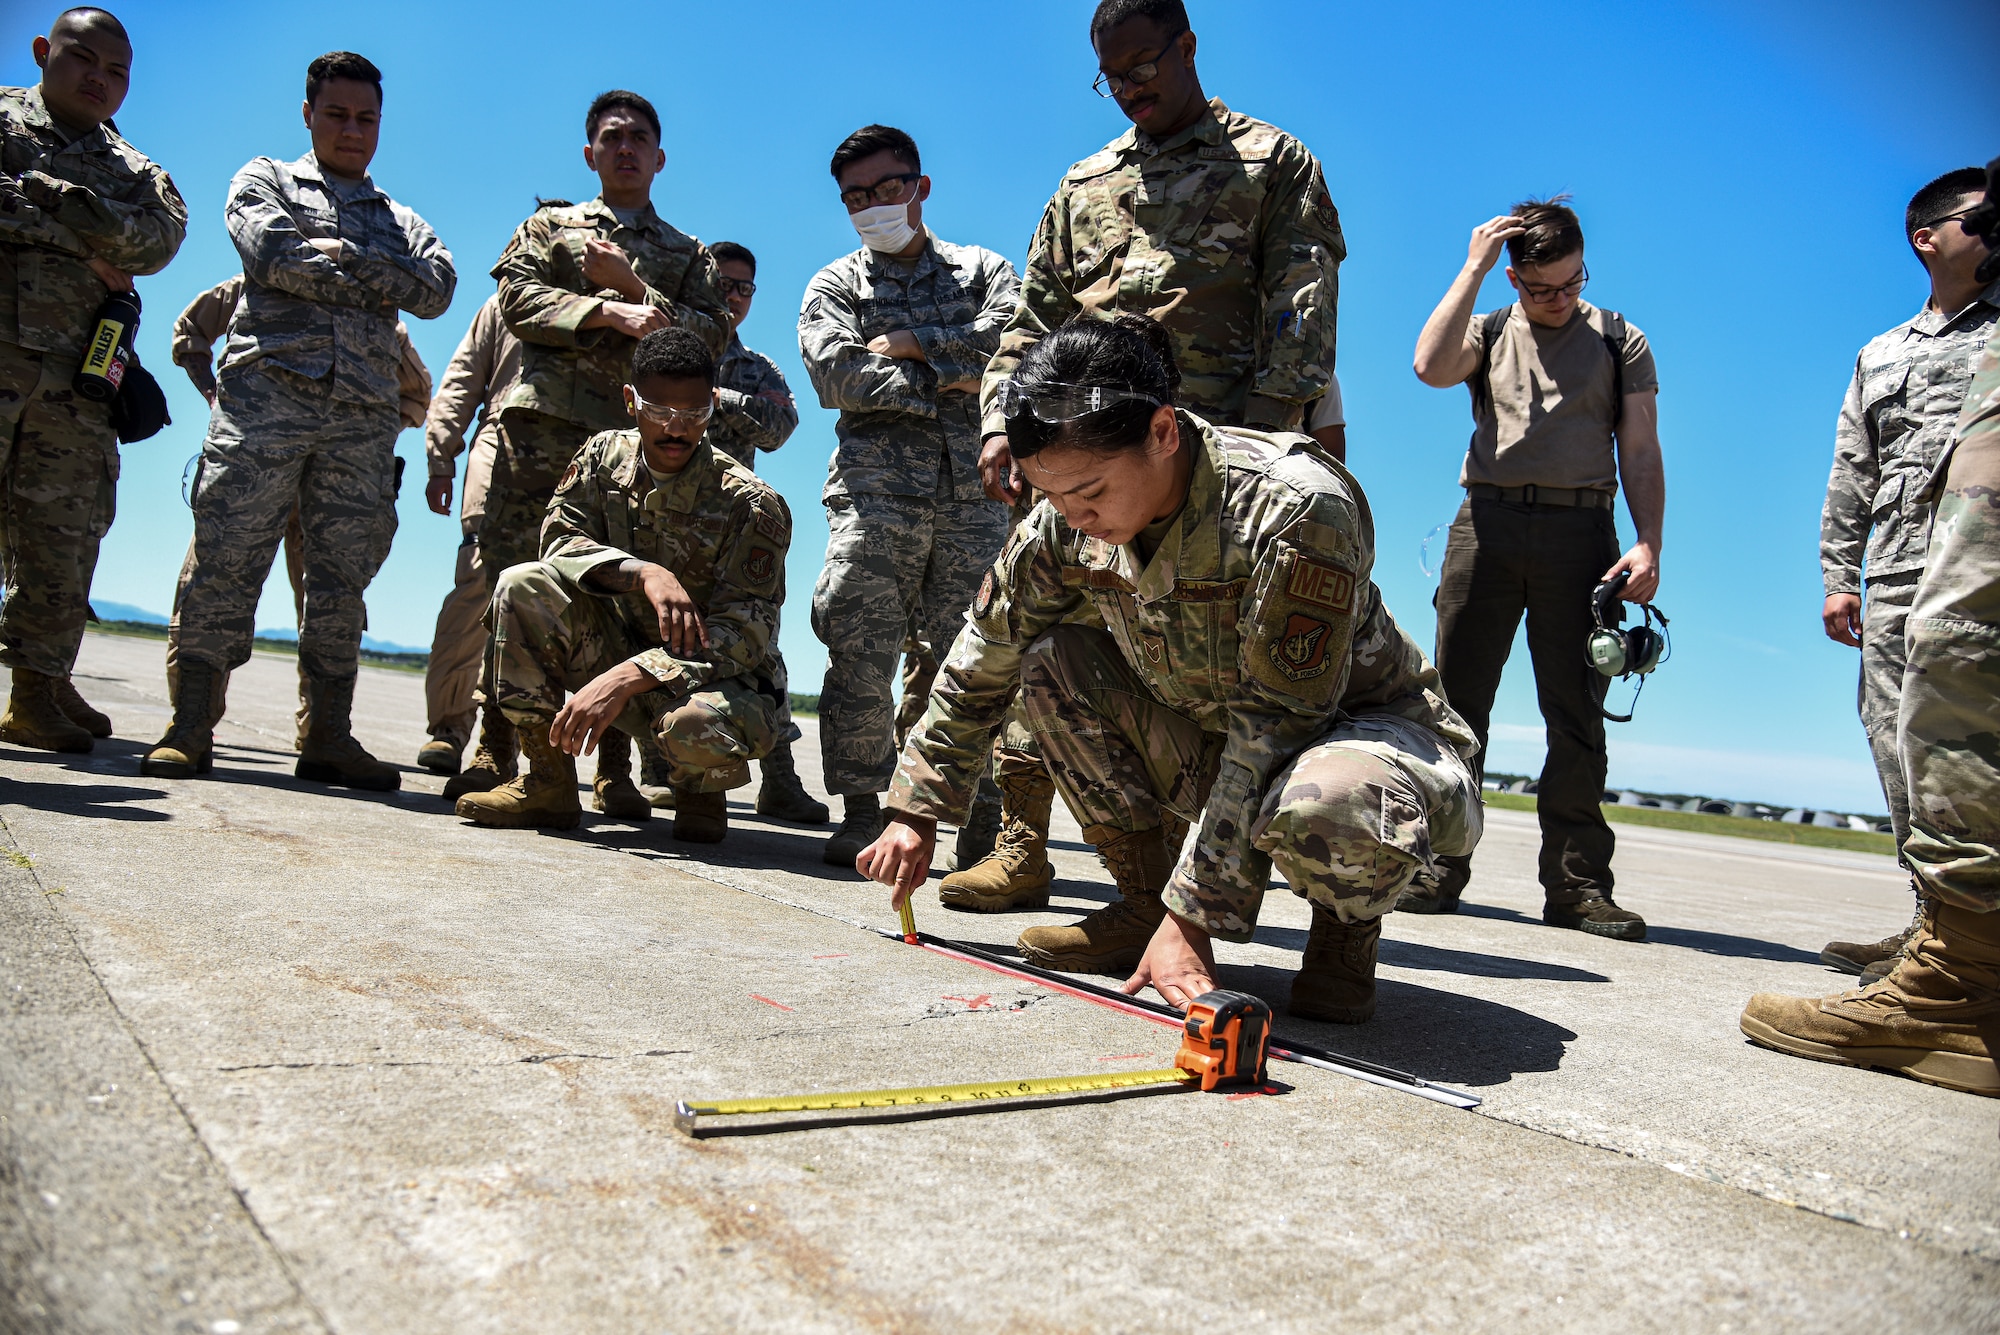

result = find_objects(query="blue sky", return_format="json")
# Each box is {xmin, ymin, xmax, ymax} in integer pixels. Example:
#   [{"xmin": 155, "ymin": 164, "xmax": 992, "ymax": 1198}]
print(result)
[{"xmin": 6, "ymin": 0, "xmax": 1995, "ymax": 812}]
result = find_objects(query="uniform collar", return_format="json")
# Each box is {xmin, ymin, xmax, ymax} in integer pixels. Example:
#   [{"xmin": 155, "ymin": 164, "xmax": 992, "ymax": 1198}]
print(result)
[
  {"xmin": 585, "ymin": 195, "xmax": 665, "ymax": 238},
  {"xmin": 616, "ymin": 430, "xmax": 716, "ymax": 515},
  {"xmin": 292, "ymin": 151, "xmax": 385, "ymax": 202},
  {"xmin": 24, "ymin": 84, "xmax": 110, "ymax": 155},
  {"xmin": 1094, "ymin": 410, "xmax": 1224, "ymax": 603},
  {"xmin": 1909, "ymin": 277, "xmax": 2000, "ymax": 337},
  {"xmin": 1132, "ymin": 96, "xmax": 1230, "ymax": 157},
  {"xmin": 860, "ymin": 229, "xmax": 943, "ymax": 281}
]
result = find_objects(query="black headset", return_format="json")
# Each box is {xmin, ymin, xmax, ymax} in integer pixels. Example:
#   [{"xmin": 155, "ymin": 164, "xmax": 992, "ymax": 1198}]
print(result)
[{"xmin": 1586, "ymin": 570, "xmax": 1670, "ymax": 722}]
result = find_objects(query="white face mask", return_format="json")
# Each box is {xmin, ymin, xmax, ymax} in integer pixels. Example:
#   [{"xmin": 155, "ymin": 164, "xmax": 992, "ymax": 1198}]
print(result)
[{"xmin": 850, "ymin": 199, "xmax": 919, "ymax": 254}]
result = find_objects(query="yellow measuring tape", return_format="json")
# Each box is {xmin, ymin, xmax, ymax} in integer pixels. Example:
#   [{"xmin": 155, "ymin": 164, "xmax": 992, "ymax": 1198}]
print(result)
[{"xmin": 675, "ymin": 1067, "xmax": 1195, "ymax": 1133}]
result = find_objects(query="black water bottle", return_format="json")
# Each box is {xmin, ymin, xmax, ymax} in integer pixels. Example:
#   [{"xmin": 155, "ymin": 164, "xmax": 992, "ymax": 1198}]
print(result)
[{"xmin": 74, "ymin": 288, "xmax": 142, "ymax": 402}]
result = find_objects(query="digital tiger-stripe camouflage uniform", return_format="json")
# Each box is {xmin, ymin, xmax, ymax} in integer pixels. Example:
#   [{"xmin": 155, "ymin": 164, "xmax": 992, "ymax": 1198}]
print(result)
[
  {"xmin": 471, "ymin": 197, "xmax": 731, "ymax": 811},
  {"xmin": 1817, "ymin": 276, "xmax": 1999, "ymax": 969},
  {"xmin": 1742, "ymin": 324, "xmax": 2000, "ymax": 1099},
  {"xmin": 0, "ymin": 82, "xmax": 184, "ymax": 754},
  {"xmin": 953, "ymin": 96, "xmax": 1346, "ymax": 911},
  {"xmin": 797, "ymin": 232, "xmax": 1018, "ymax": 840},
  {"xmin": 890, "ymin": 415, "xmax": 1479, "ymax": 1018},
  {"xmin": 465, "ymin": 429, "xmax": 790, "ymax": 837},
  {"xmin": 149, "ymin": 150, "xmax": 454, "ymax": 790}
]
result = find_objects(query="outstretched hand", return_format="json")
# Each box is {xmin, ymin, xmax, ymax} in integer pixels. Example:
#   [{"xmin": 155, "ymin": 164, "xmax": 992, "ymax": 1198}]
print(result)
[
  {"xmin": 548, "ymin": 661, "xmax": 651, "ymax": 757},
  {"xmin": 1121, "ymin": 912, "xmax": 1216, "ymax": 1011}
]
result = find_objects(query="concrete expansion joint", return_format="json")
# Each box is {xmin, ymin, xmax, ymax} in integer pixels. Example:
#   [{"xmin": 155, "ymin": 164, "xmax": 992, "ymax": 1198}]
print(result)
[{"xmin": 0, "ymin": 812, "xmax": 334, "ymax": 1331}]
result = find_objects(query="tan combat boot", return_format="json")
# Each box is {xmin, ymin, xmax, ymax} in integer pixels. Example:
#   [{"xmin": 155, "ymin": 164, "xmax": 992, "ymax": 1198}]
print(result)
[
  {"xmin": 939, "ymin": 768, "xmax": 1055, "ymax": 912},
  {"xmin": 755, "ymin": 740, "xmax": 829, "ymax": 825},
  {"xmin": 1289, "ymin": 905, "xmax": 1382, "ymax": 1024},
  {"xmin": 592, "ymin": 728, "xmax": 652, "ymax": 821},
  {"xmin": 140, "ymin": 660, "xmax": 218, "ymax": 779},
  {"xmin": 1741, "ymin": 900, "xmax": 1999, "ymax": 1097},
  {"xmin": 416, "ymin": 734, "xmax": 464, "ymax": 775},
  {"xmin": 442, "ymin": 707, "xmax": 518, "ymax": 801},
  {"xmin": 1823, "ymin": 889, "xmax": 1922, "ymax": 976},
  {"xmin": 296, "ymin": 674, "xmax": 400, "ymax": 792},
  {"xmin": 0, "ymin": 667, "xmax": 96, "ymax": 754},
  {"xmin": 455, "ymin": 719, "xmax": 581, "ymax": 829},
  {"xmin": 672, "ymin": 788, "xmax": 728, "ymax": 843},
  {"xmin": 1017, "ymin": 821, "xmax": 1178, "ymax": 975},
  {"xmin": 53, "ymin": 675, "xmax": 113, "ymax": 738}
]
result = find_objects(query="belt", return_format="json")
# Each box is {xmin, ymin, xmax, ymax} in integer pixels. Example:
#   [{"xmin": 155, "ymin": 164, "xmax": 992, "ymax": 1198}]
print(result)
[{"xmin": 1467, "ymin": 483, "xmax": 1615, "ymax": 510}]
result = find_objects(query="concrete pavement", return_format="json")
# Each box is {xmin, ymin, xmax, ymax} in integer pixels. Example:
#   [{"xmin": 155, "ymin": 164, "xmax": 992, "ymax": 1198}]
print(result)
[{"xmin": 1, "ymin": 630, "xmax": 1995, "ymax": 1333}]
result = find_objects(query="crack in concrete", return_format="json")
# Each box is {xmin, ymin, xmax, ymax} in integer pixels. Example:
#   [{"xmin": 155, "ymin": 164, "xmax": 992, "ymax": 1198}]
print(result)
[{"xmin": 217, "ymin": 1050, "xmax": 695, "ymax": 1072}]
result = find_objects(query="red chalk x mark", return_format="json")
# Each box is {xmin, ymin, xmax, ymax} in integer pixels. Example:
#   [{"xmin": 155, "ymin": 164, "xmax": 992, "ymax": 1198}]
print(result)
[
  {"xmin": 942, "ymin": 994, "xmax": 992, "ymax": 1010},
  {"xmin": 1098, "ymin": 1053, "xmax": 1151, "ymax": 1062},
  {"xmin": 749, "ymin": 994, "xmax": 794, "ymax": 1012},
  {"xmin": 811, "ymin": 954, "xmax": 849, "ymax": 960}
]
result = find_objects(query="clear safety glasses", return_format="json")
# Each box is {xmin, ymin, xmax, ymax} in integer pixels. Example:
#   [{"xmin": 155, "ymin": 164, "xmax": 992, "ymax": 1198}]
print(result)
[
  {"xmin": 995, "ymin": 379, "xmax": 1161, "ymax": 424},
  {"xmin": 628, "ymin": 388, "xmax": 714, "ymax": 432}
]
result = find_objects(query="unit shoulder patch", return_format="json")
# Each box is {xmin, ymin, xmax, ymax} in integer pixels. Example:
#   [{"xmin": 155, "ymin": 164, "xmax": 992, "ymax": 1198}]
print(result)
[
  {"xmin": 743, "ymin": 547, "xmax": 776, "ymax": 584},
  {"xmin": 1269, "ymin": 613, "xmax": 1333, "ymax": 682}
]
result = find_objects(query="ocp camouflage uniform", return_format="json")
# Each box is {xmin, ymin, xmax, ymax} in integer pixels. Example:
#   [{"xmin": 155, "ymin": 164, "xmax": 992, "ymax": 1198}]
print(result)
[
  {"xmin": 709, "ymin": 332, "xmax": 799, "ymax": 470},
  {"xmin": 177, "ymin": 151, "xmax": 453, "ymax": 681},
  {"xmin": 1823, "ymin": 278, "xmax": 2000, "ymax": 850},
  {"xmin": 489, "ymin": 431, "xmax": 789, "ymax": 792},
  {"xmin": 488, "ymin": 197, "xmax": 731, "ymax": 577},
  {"xmin": 978, "ymin": 97, "xmax": 1344, "ymax": 437},
  {"xmin": 0, "ymin": 84, "xmax": 185, "ymax": 677},
  {"xmin": 1901, "ymin": 328, "xmax": 2000, "ymax": 914},
  {"xmin": 799, "ymin": 233, "xmax": 1017, "ymax": 795},
  {"xmin": 890, "ymin": 415, "xmax": 1481, "ymax": 936}
]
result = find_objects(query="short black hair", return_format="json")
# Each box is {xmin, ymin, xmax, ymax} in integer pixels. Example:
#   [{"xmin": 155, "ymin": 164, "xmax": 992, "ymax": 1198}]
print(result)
[
  {"xmin": 1090, "ymin": 0, "xmax": 1189, "ymax": 45},
  {"xmin": 586, "ymin": 90, "xmax": 659, "ymax": 142},
  {"xmin": 631, "ymin": 328, "xmax": 715, "ymax": 388},
  {"xmin": 1906, "ymin": 167, "xmax": 1987, "ymax": 263},
  {"xmin": 52, "ymin": 7, "xmax": 129, "ymax": 44},
  {"xmin": 1004, "ymin": 313, "xmax": 1179, "ymax": 459},
  {"xmin": 306, "ymin": 52, "xmax": 382, "ymax": 109},
  {"xmin": 710, "ymin": 241, "xmax": 755, "ymax": 274},
  {"xmin": 830, "ymin": 125, "xmax": 919, "ymax": 182},
  {"xmin": 1505, "ymin": 194, "xmax": 1584, "ymax": 269}
]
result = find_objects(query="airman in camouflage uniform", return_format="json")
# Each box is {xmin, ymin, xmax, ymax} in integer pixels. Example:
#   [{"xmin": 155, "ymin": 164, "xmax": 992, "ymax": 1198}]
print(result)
[
  {"xmin": 952, "ymin": 0, "xmax": 1346, "ymax": 912},
  {"xmin": 710, "ymin": 332, "xmax": 799, "ymax": 470},
  {"xmin": 468, "ymin": 90, "xmax": 731, "ymax": 818},
  {"xmin": 798, "ymin": 127, "xmax": 1019, "ymax": 864},
  {"xmin": 459, "ymin": 331, "xmax": 791, "ymax": 845},
  {"xmin": 0, "ymin": 14, "xmax": 185, "ymax": 755},
  {"xmin": 148, "ymin": 53, "xmax": 454, "ymax": 791},
  {"xmin": 1818, "ymin": 168, "xmax": 1999, "ymax": 977},
  {"xmin": 1743, "ymin": 317, "xmax": 2000, "ymax": 1099},
  {"xmin": 890, "ymin": 412, "xmax": 1480, "ymax": 1019}
]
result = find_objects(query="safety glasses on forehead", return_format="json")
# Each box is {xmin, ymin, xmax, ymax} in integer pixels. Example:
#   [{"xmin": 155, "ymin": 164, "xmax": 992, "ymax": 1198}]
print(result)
[
  {"xmin": 628, "ymin": 387, "xmax": 713, "ymax": 430},
  {"xmin": 995, "ymin": 380, "xmax": 1162, "ymax": 424}
]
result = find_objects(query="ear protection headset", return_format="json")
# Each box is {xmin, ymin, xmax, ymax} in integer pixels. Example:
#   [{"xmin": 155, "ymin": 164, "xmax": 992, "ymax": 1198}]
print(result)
[{"xmin": 1587, "ymin": 570, "xmax": 1671, "ymax": 722}]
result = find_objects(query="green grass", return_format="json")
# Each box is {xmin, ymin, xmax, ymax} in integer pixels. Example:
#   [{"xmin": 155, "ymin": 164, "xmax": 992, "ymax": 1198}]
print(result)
[
  {"xmin": 88, "ymin": 619, "xmax": 427, "ymax": 674},
  {"xmin": 1483, "ymin": 791, "xmax": 1896, "ymax": 855}
]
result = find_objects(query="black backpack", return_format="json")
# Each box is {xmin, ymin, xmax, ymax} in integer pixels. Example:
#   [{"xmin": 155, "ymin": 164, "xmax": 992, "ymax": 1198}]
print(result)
[{"xmin": 1470, "ymin": 304, "xmax": 1631, "ymax": 430}]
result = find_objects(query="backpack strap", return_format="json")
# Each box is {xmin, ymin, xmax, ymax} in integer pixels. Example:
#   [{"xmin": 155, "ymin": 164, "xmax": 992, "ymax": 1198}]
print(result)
[
  {"xmin": 1593, "ymin": 307, "xmax": 1631, "ymax": 435},
  {"xmin": 1470, "ymin": 306, "xmax": 1514, "ymax": 416}
]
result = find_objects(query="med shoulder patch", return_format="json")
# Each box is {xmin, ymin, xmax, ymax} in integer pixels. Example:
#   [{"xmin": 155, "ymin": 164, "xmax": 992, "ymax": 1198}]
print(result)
[{"xmin": 1245, "ymin": 544, "xmax": 1357, "ymax": 705}]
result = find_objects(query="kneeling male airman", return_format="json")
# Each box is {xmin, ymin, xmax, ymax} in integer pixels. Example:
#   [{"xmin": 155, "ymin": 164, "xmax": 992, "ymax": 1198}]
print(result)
[{"xmin": 456, "ymin": 328, "xmax": 790, "ymax": 842}]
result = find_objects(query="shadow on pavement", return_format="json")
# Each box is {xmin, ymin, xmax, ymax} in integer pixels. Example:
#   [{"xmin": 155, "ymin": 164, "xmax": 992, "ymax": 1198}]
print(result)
[
  {"xmin": 1251, "ymin": 924, "xmax": 1610, "ymax": 983},
  {"xmin": 1639, "ymin": 924, "xmax": 1821, "ymax": 965},
  {"xmin": 1210, "ymin": 961, "xmax": 1576, "ymax": 1087},
  {"xmin": 0, "ymin": 775, "xmax": 169, "ymax": 821}
]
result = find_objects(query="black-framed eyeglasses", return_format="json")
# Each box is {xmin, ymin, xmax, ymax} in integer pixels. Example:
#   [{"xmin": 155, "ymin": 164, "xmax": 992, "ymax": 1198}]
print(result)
[
  {"xmin": 1917, "ymin": 205, "xmax": 1979, "ymax": 233},
  {"xmin": 838, "ymin": 172, "xmax": 920, "ymax": 211},
  {"xmin": 1519, "ymin": 262, "xmax": 1589, "ymax": 303},
  {"xmin": 717, "ymin": 276, "xmax": 756, "ymax": 299},
  {"xmin": 1092, "ymin": 28, "xmax": 1187, "ymax": 97}
]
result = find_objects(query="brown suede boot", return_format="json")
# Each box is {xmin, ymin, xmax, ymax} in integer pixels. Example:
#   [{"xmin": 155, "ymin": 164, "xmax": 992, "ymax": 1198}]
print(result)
[
  {"xmin": 672, "ymin": 788, "xmax": 728, "ymax": 843},
  {"xmin": 296, "ymin": 674, "xmax": 400, "ymax": 792},
  {"xmin": 140, "ymin": 660, "xmax": 217, "ymax": 779},
  {"xmin": 1289, "ymin": 905, "xmax": 1382, "ymax": 1024},
  {"xmin": 442, "ymin": 707, "xmax": 519, "ymax": 801},
  {"xmin": 53, "ymin": 675, "xmax": 113, "ymax": 738},
  {"xmin": 1823, "ymin": 889, "xmax": 1922, "ymax": 976},
  {"xmin": 455, "ymin": 719, "xmax": 581, "ymax": 830},
  {"xmin": 1017, "ymin": 822, "xmax": 1176, "ymax": 975},
  {"xmin": 1741, "ymin": 900, "xmax": 1999, "ymax": 1097},
  {"xmin": 755, "ymin": 740, "xmax": 829, "ymax": 825},
  {"xmin": 940, "ymin": 768, "xmax": 1054, "ymax": 912},
  {"xmin": 592, "ymin": 728, "xmax": 652, "ymax": 821},
  {"xmin": 0, "ymin": 667, "xmax": 95, "ymax": 754}
]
